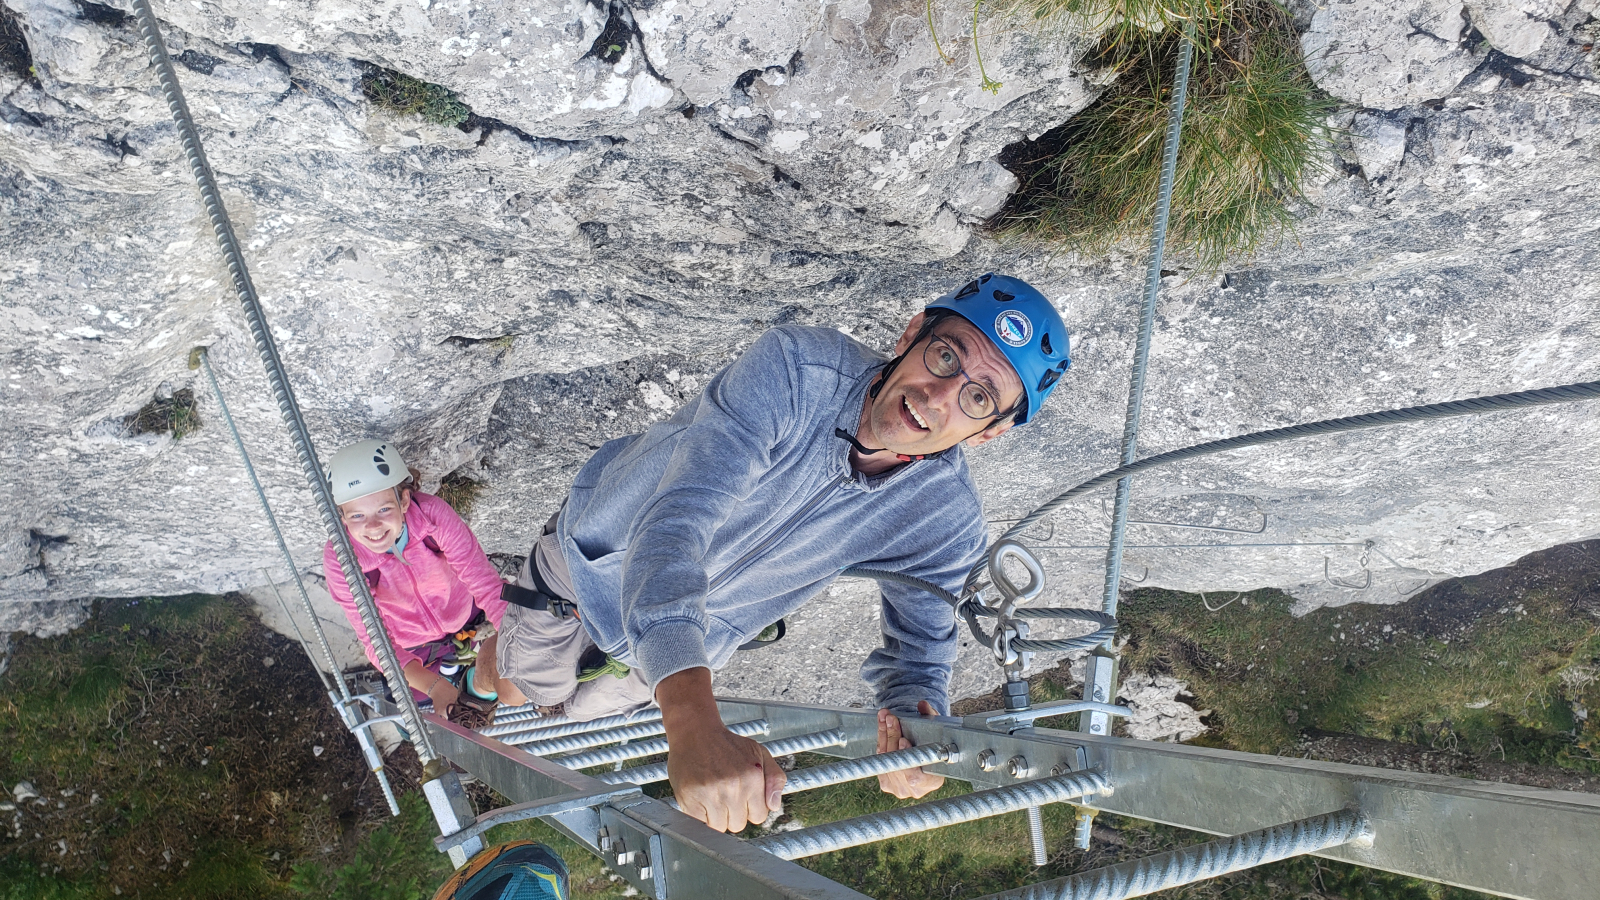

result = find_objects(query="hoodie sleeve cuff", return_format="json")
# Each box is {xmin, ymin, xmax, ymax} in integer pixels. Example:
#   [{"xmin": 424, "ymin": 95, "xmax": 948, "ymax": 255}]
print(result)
[{"xmin": 631, "ymin": 617, "xmax": 710, "ymax": 693}]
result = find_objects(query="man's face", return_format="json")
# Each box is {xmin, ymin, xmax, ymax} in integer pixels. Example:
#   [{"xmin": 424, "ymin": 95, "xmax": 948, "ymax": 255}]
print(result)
[{"xmin": 863, "ymin": 313, "xmax": 1025, "ymax": 457}]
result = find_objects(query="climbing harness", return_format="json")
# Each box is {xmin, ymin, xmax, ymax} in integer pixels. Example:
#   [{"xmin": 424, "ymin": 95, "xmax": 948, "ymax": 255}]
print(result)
[{"xmin": 133, "ymin": 0, "xmax": 1600, "ymax": 894}]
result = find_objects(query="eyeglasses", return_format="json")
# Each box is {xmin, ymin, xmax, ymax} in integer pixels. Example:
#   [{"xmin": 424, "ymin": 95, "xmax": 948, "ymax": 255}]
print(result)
[{"xmin": 923, "ymin": 335, "xmax": 1009, "ymax": 420}]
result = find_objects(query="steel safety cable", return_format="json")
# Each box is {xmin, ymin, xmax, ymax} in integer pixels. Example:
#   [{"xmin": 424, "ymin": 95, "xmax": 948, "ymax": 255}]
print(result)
[
  {"xmin": 199, "ymin": 349, "xmax": 347, "ymax": 696},
  {"xmin": 1100, "ymin": 24, "xmax": 1196, "ymax": 630},
  {"xmin": 129, "ymin": 0, "xmax": 437, "ymax": 763},
  {"xmin": 199, "ymin": 349, "xmax": 403, "ymax": 816},
  {"xmin": 966, "ymin": 378, "xmax": 1600, "ymax": 593},
  {"xmin": 841, "ymin": 566, "xmax": 1118, "ymax": 653}
]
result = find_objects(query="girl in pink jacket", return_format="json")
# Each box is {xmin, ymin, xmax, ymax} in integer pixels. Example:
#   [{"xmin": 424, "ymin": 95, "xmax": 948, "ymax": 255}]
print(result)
[{"xmin": 324, "ymin": 439, "xmax": 506, "ymax": 727}]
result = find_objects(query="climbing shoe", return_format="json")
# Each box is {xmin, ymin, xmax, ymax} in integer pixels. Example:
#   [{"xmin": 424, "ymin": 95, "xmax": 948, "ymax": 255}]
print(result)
[
  {"xmin": 445, "ymin": 700, "xmax": 494, "ymax": 731},
  {"xmin": 463, "ymin": 665, "xmax": 498, "ymax": 703},
  {"xmin": 575, "ymin": 645, "xmax": 631, "ymax": 683},
  {"xmin": 443, "ymin": 665, "xmax": 497, "ymax": 723}
]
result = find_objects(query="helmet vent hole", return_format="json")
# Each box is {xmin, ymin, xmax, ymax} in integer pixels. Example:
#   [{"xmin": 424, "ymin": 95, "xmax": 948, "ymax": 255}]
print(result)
[
  {"xmin": 954, "ymin": 280, "xmax": 980, "ymax": 300},
  {"xmin": 1039, "ymin": 333, "xmax": 1052, "ymax": 355},
  {"xmin": 993, "ymin": 290, "xmax": 1015, "ymax": 303},
  {"xmin": 1038, "ymin": 369, "xmax": 1061, "ymax": 392},
  {"xmin": 375, "ymin": 463, "xmax": 390, "ymax": 475}
]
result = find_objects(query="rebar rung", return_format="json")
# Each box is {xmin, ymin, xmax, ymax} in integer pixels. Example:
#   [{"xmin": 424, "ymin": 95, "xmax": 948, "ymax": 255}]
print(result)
[
  {"xmin": 974, "ymin": 808, "xmax": 1371, "ymax": 900},
  {"xmin": 557, "ymin": 719, "xmax": 770, "ymax": 770},
  {"xmin": 782, "ymin": 743, "xmax": 953, "ymax": 794},
  {"xmin": 511, "ymin": 718, "xmax": 673, "ymax": 755},
  {"xmin": 484, "ymin": 708, "xmax": 661, "ymax": 740},
  {"xmin": 752, "ymin": 770, "xmax": 1111, "ymax": 860},
  {"xmin": 596, "ymin": 729, "xmax": 849, "ymax": 786}
]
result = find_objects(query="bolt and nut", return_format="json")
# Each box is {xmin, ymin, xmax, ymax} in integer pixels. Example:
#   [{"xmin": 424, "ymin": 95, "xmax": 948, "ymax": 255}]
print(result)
[
  {"xmin": 1007, "ymin": 756, "xmax": 1030, "ymax": 778},
  {"xmin": 978, "ymin": 749, "xmax": 999, "ymax": 772}
]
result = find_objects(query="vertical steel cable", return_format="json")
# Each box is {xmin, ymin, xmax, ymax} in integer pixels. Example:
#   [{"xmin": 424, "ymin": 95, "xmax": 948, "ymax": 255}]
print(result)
[
  {"xmin": 128, "ymin": 0, "xmax": 435, "ymax": 763},
  {"xmin": 1100, "ymin": 25, "xmax": 1197, "ymax": 626},
  {"xmin": 201, "ymin": 350, "xmax": 402, "ymax": 815},
  {"xmin": 200, "ymin": 350, "xmax": 347, "ymax": 694},
  {"xmin": 972, "ymin": 809, "xmax": 1371, "ymax": 900}
]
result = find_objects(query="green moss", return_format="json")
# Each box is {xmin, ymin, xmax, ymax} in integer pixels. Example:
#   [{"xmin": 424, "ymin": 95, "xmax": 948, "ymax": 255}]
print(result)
[
  {"xmin": 994, "ymin": 0, "xmax": 1334, "ymax": 269},
  {"xmin": 360, "ymin": 66, "xmax": 472, "ymax": 128},
  {"xmin": 1119, "ymin": 584, "xmax": 1600, "ymax": 768}
]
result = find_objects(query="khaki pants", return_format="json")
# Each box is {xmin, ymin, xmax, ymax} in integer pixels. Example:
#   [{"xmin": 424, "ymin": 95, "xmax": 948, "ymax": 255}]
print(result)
[{"xmin": 495, "ymin": 522, "xmax": 654, "ymax": 721}]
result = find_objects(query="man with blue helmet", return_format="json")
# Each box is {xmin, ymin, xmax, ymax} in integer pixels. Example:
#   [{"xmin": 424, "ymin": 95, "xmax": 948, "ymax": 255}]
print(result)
[{"xmin": 486, "ymin": 273, "xmax": 1071, "ymax": 834}]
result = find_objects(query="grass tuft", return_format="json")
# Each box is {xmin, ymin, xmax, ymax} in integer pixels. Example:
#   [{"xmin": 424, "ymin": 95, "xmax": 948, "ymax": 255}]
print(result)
[
  {"xmin": 993, "ymin": 0, "xmax": 1334, "ymax": 269},
  {"xmin": 124, "ymin": 387, "xmax": 201, "ymax": 440},
  {"xmin": 360, "ymin": 65, "xmax": 472, "ymax": 128},
  {"xmin": 436, "ymin": 468, "xmax": 487, "ymax": 520}
]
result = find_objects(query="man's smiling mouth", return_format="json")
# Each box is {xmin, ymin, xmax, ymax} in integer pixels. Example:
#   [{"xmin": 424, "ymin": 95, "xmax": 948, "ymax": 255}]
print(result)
[{"xmin": 904, "ymin": 396, "xmax": 930, "ymax": 431}]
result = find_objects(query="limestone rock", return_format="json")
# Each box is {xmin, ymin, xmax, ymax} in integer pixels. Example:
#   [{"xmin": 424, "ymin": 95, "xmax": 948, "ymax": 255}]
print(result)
[
  {"xmin": 2, "ymin": 0, "xmax": 1599, "ymax": 714},
  {"xmin": 1465, "ymin": 0, "xmax": 1600, "ymax": 79},
  {"xmin": 1349, "ymin": 110, "xmax": 1409, "ymax": 183},
  {"xmin": 1117, "ymin": 672, "xmax": 1210, "ymax": 743},
  {"xmin": 1302, "ymin": 0, "xmax": 1482, "ymax": 108}
]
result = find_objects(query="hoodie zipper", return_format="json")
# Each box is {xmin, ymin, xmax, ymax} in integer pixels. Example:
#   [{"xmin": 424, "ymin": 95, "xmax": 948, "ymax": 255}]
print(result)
[
  {"xmin": 706, "ymin": 474, "xmax": 853, "ymax": 594},
  {"xmin": 393, "ymin": 540, "xmax": 446, "ymax": 638}
]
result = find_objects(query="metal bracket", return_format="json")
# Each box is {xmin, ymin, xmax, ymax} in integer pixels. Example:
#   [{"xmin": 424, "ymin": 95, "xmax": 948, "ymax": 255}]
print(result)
[
  {"xmin": 434, "ymin": 786, "xmax": 644, "ymax": 854},
  {"xmin": 1080, "ymin": 651, "xmax": 1119, "ymax": 736},
  {"xmin": 1324, "ymin": 541, "xmax": 1373, "ymax": 591},
  {"xmin": 968, "ymin": 701, "xmax": 1132, "ymax": 735},
  {"xmin": 602, "ymin": 802, "xmax": 669, "ymax": 898}
]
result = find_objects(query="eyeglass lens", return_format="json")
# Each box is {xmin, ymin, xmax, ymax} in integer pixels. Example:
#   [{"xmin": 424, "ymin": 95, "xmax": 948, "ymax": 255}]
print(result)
[{"xmin": 923, "ymin": 338, "xmax": 997, "ymax": 419}]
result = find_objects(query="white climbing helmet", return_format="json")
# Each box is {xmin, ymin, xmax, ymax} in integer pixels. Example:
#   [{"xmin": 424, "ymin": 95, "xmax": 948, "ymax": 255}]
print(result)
[{"xmin": 327, "ymin": 439, "xmax": 410, "ymax": 505}]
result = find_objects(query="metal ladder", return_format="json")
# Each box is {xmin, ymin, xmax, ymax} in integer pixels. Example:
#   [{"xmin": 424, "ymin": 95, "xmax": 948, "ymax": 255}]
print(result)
[{"xmin": 420, "ymin": 694, "xmax": 1600, "ymax": 900}]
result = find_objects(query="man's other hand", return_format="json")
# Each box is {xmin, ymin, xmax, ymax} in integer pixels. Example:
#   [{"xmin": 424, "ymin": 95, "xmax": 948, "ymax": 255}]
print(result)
[
  {"xmin": 658, "ymin": 667, "xmax": 786, "ymax": 832},
  {"xmin": 876, "ymin": 701, "xmax": 946, "ymax": 799}
]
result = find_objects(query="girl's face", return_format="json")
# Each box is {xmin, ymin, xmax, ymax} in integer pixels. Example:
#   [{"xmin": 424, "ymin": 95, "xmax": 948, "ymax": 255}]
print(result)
[{"xmin": 339, "ymin": 488, "xmax": 411, "ymax": 553}]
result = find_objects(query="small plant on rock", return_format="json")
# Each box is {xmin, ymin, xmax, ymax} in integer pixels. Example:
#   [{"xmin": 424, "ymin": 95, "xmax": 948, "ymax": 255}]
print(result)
[
  {"xmin": 436, "ymin": 468, "xmax": 487, "ymax": 519},
  {"xmin": 988, "ymin": 0, "xmax": 1334, "ymax": 268},
  {"xmin": 124, "ymin": 387, "xmax": 201, "ymax": 440},
  {"xmin": 360, "ymin": 64, "xmax": 472, "ymax": 128}
]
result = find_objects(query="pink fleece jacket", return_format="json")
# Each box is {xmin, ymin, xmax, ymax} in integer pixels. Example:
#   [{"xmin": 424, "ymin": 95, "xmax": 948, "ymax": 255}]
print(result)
[{"xmin": 324, "ymin": 491, "xmax": 507, "ymax": 671}]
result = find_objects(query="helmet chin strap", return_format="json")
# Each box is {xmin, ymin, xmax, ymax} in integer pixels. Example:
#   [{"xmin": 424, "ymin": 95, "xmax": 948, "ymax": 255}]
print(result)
[
  {"xmin": 834, "ymin": 427, "xmax": 928, "ymax": 463},
  {"xmin": 846, "ymin": 359, "xmax": 929, "ymax": 463}
]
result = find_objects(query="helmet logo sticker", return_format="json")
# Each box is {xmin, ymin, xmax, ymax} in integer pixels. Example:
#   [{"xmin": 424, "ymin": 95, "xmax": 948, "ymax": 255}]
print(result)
[{"xmin": 994, "ymin": 311, "xmax": 1032, "ymax": 347}]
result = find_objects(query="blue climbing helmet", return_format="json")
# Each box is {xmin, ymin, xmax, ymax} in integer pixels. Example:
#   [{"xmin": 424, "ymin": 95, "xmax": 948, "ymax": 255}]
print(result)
[
  {"xmin": 432, "ymin": 841, "xmax": 569, "ymax": 900},
  {"xmin": 924, "ymin": 273, "xmax": 1071, "ymax": 426}
]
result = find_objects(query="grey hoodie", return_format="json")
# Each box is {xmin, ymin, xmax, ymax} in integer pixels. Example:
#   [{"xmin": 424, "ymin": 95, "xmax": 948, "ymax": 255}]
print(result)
[{"xmin": 556, "ymin": 325, "xmax": 987, "ymax": 714}]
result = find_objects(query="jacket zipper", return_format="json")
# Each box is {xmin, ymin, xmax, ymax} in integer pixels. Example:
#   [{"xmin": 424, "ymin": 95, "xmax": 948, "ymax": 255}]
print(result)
[
  {"xmin": 706, "ymin": 474, "xmax": 853, "ymax": 594},
  {"xmin": 394, "ymin": 548, "xmax": 446, "ymax": 638}
]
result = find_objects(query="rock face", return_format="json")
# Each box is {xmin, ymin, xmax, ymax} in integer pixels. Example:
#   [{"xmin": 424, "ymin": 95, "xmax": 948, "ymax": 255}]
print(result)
[{"xmin": 2, "ymin": 0, "xmax": 1598, "ymax": 705}]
